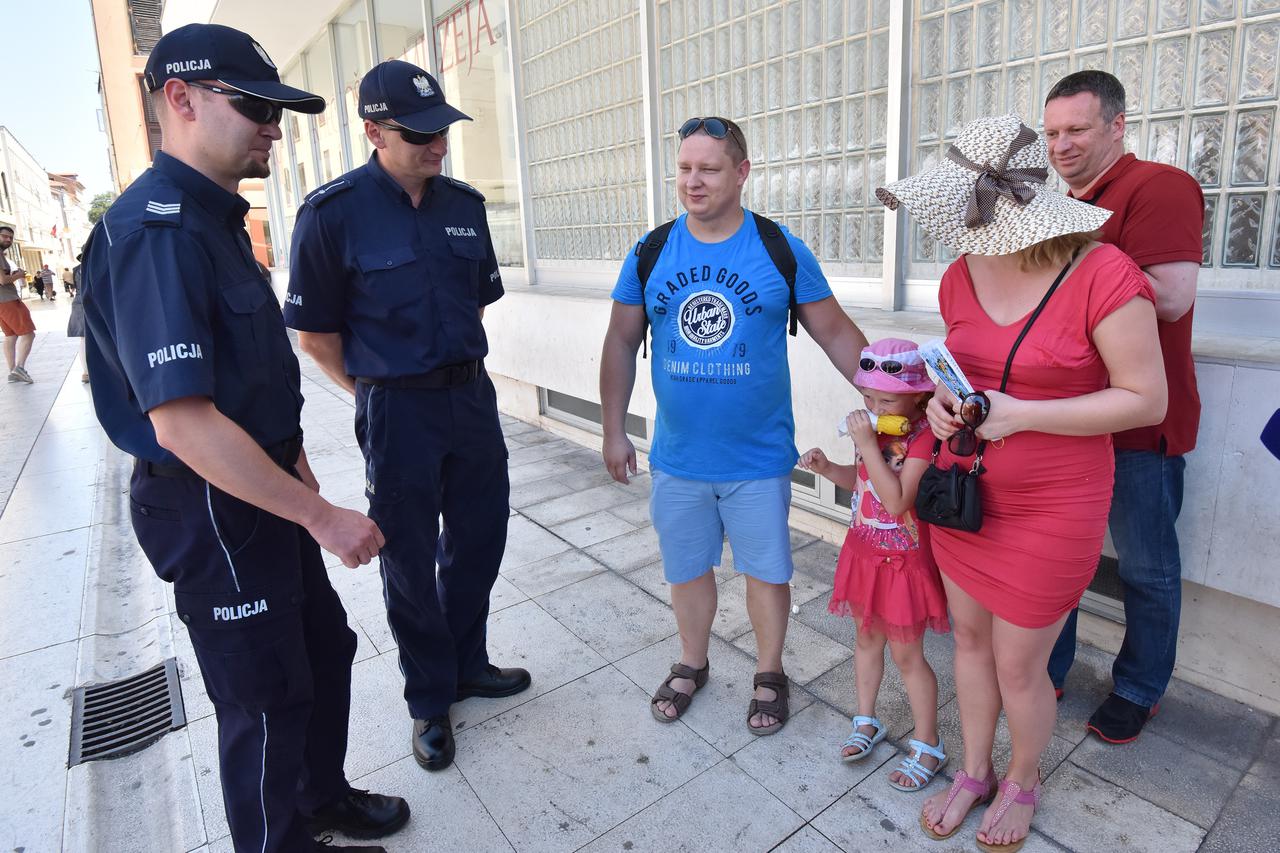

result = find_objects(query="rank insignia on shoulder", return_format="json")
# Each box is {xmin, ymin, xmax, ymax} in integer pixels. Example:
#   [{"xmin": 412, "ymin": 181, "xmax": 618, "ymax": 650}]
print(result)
[
  {"xmin": 142, "ymin": 191, "xmax": 182, "ymax": 227},
  {"xmin": 304, "ymin": 178, "xmax": 352, "ymax": 207},
  {"xmin": 442, "ymin": 175, "xmax": 485, "ymax": 202}
]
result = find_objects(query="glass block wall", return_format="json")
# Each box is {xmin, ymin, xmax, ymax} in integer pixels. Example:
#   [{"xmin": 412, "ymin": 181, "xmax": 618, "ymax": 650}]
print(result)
[
  {"xmin": 909, "ymin": 0, "xmax": 1280, "ymax": 290},
  {"xmin": 655, "ymin": 0, "xmax": 891, "ymax": 277},
  {"xmin": 515, "ymin": 0, "xmax": 648, "ymax": 261}
]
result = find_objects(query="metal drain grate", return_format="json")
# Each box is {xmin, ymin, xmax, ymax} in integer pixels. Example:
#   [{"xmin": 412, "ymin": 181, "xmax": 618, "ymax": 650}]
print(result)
[{"xmin": 68, "ymin": 658, "xmax": 187, "ymax": 766}]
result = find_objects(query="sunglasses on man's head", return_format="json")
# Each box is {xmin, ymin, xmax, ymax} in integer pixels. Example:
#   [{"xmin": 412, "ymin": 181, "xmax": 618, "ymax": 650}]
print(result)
[
  {"xmin": 185, "ymin": 81, "xmax": 284, "ymax": 125},
  {"xmin": 948, "ymin": 392, "xmax": 991, "ymax": 457},
  {"xmin": 679, "ymin": 116, "xmax": 745, "ymax": 150},
  {"xmin": 375, "ymin": 122, "xmax": 448, "ymax": 146}
]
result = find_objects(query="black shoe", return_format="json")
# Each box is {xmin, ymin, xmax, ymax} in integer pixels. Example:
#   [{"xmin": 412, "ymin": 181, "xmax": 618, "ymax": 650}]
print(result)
[
  {"xmin": 306, "ymin": 787, "xmax": 410, "ymax": 839},
  {"xmin": 1086, "ymin": 692, "xmax": 1158, "ymax": 744},
  {"xmin": 314, "ymin": 836, "xmax": 387, "ymax": 852},
  {"xmin": 412, "ymin": 716, "xmax": 455, "ymax": 771},
  {"xmin": 456, "ymin": 664, "xmax": 531, "ymax": 700}
]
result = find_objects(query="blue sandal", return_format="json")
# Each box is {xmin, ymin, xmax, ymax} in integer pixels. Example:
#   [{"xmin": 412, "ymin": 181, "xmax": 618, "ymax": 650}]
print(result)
[
  {"xmin": 841, "ymin": 715, "xmax": 886, "ymax": 762},
  {"xmin": 888, "ymin": 737, "xmax": 948, "ymax": 791}
]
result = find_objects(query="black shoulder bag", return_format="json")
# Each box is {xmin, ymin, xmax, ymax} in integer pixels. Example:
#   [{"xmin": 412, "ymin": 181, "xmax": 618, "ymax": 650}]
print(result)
[{"xmin": 914, "ymin": 252, "xmax": 1077, "ymax": 532}]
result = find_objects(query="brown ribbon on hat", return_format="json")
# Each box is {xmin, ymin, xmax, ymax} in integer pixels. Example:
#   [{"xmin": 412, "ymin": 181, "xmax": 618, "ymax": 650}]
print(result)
[{"xmin": 945, "ymin": 123, "xmax": 1048, "ymax": 229}]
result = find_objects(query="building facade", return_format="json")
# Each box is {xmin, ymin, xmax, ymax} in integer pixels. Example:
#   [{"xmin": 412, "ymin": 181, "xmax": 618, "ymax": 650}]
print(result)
[
  {"xmin": 0, "ymin": 128, "xmax": 78, "ymax": 278},
  {"xmin": 164, "ymin": 0, "xmax": 1280, "ymax": 711}
]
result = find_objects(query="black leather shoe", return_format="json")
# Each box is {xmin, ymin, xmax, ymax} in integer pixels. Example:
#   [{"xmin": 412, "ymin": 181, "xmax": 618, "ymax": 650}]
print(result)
[
  {"xmin": 306, "ymin": 787, "xmax": 410, "ymax": 839},
  {"xmin": 413, "ymin": 716, "xmax": 455, "ymax": 771},
  {"xmin": 456, "ymin": 664, "xmax": 532, "ymax": 700},
  {"xmin": 1086, "ymin": 692, "xmax": 1159, "ymax": 744}
]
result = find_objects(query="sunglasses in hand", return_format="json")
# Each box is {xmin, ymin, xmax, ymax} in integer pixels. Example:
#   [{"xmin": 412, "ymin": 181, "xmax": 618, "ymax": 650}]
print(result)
[{"xmin": 948, "ymin": 391, "xmax": 991, "ymax": 456}]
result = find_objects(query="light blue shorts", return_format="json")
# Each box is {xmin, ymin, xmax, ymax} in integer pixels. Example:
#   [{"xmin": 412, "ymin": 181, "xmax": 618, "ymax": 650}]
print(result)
[{"xmin": 649, "ymin": 469, "xmax": 794, "ymax": 585}]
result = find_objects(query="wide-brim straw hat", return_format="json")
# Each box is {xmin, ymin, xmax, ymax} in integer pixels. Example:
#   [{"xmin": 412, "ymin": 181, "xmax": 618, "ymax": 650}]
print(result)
[{"xmin": 875, "ymin": 114, "xmax": 1111, "ymax": 256}]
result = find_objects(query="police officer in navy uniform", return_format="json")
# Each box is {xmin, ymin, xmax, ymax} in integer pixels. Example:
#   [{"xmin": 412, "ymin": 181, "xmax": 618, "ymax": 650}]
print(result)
[
  {"xmin": 284, "ymin": 60, "xmax": 529, "ymax": 773},
  {"xmin": 80, "ymin": 24, "xmax": 408, "ymax": 853}
]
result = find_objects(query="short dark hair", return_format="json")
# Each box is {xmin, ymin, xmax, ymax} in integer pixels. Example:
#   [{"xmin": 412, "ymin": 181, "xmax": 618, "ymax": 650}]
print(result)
[
  {"xmin": 1045, "ymin": 70, "xmax": 1126, "ymax": 122},
  {"xmin": 0, "ymin": 225, "xmax": 13, "ymax": 235}
]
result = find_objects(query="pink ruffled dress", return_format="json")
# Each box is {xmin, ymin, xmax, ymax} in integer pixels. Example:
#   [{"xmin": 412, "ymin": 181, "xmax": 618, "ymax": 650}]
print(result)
[{"xmin": 828, "ymin": 420, "xmax": 951, "ymax": 642}]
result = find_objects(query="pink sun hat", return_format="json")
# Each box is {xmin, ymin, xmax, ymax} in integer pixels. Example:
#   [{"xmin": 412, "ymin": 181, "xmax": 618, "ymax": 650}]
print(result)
[{"xmin": 853, "ymin": 338, "xmax": 935, "ymax": 394}]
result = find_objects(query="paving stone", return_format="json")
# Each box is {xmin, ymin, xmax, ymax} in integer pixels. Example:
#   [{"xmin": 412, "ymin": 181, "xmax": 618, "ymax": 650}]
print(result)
[
  {"xmin": 501, "ymin": 514, "xmax": 572, "ymax": 570},
  {"xmin": 550, "ymin": 510, "xmax": 638, "ymax": 548},
  {"xmin": 1246, "ymin": 726, "xmax": 1280, "ymax": 785},
  {"xmin": 22, "ymin": 424, "xmax": 105, "ymax": 475},
  {"xmin": 509, "ymin": 476, "xmax": 578, "ymax": 509},
  {"xmin": 788, "ymin": 567, "xmax": 835, "ymax": 607},
  {"xmin": 556, "ymin": 465, "xmax": 624, "ymax": 491},
  {"xmin": 523, "ymin": 483, "xmax": 634, "ymax": 526},
  {"xmin": 790, "ymin": 540, "xmax": 843, "ymax": 581},
  {"xmin": 0, "ymin": 641, "xmax": 77, "ymax": 853},
  {"xmin": 732, "ymin": 700, "xmax": 894, "ymax": 819},
  {"xmin": 584, "ymin": 525, "xmax": 663, "ymax": 573},
  {"xmin": 613, "ymin": 633, "xmax": 815, "ymax": 758},
  {"xmin": 0, "ymin": 528, "xmax": 89, "ymax": 657},
  {"xmin": 578, "ymin": 759, "xmax": 804, "ymax": 852},
  {"xmin": 772, "ymin": 825, "xmax": 844, "ymax": 852},
  {"xmin": 622, "ymin": 560, "xmax": 672, "ymax": 602},
  {"xmin": 508, "ymin": 457, "xmax": 580, "ymax": 487},
  {"xmin": 188, "ymin": 713, "xmax": 228, "ymax": 843},
  {"xmin": 792, "ymin": 596, "xmax": 857, "ymax": 649},
  {"xmin": 451, "ymin": 601, "xmax": 609, "ymax": 734},
  {"xmin": 350, "ymin": 755, "xmax": 514, "ymax": 852},
  {"xmin": 602, "ymin": 497, "xmax": 653, "ymax": 529},
  {"xmin": 490, "ymin": 574, "xmax": 530, "ymax": 613},
  {"xmin": 1198, "ymin": 770, "xmax": 1280, "ymax": 853},
  {"xmin": 733, "ymin": 618, "xmax": 853, "ymax": 686},
  {"xmin": 1067, "ymin": 728, "xmax": 1244, "ymax": 828},
  {"xmin": 503, "ymin": 549, "xmax": 608, "ymax": 598},
  {"xmin": 1146, "ymin": 676, "xmax": 1273, "ymax": 771},
  {"xmin": 344, "ymin": 652, "xmax": 415, "ymax": 781},
  {"xmin": 453, "ymin": 666, "xmax": 721, "ymax": 853},
  {"xmin": 0, "ymin": 463, "xmax": 97, "ymax": 543},
  {"xmin": 555, "ymin": 448, "xmax": 607, "ymax": 471},
  {"xmin": 508, "ymin": 439, "xmax": 580, "ymax": 468},
  {"xmin": 536, "ymin": 572, "xmax": 676, "ymax": 662},
  {"xmin": 1050, "ymin": 641, "xmax": 1119, "ymax": 745},
  {"xmin": 1034, "ymin": 763, "xmax": 1205, "ymax": 853}
]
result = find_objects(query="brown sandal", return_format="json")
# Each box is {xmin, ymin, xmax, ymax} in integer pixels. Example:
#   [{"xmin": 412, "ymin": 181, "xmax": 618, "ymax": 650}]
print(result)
[
  {"xmin": 747, "ymin": 671, "xmax": 790, "ymax": 736},
  {"xmin": 650, "ymin": 660, "xmax": 710, "ymax": 723}
]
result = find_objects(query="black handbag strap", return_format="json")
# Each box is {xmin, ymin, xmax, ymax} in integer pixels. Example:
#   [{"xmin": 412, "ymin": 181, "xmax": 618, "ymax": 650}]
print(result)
[{"xmin": 935, "ymin": 249, "xmax": 1079, "ymax": 465}]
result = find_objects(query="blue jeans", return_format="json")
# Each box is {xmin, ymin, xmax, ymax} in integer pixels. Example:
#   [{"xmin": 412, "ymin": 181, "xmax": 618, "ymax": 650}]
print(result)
[{"xmin": 1048, "ymin": 449, "xmax": 1186, "ymax": 708}]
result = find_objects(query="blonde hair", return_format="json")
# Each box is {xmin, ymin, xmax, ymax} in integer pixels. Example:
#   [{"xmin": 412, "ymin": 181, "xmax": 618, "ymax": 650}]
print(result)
[{"xmin": 1015, "ymin": 230, "xmax": 1099, "ymax": 272}]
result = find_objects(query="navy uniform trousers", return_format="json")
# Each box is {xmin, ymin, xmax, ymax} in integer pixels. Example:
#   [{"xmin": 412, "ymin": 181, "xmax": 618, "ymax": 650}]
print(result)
[
  {"xmin": 356, "ymin": 371, "xmax": 509, "ymax": 720},
  {"xmin": 130, "ymin": 461, "xmax": 356, "ymax": 853}
]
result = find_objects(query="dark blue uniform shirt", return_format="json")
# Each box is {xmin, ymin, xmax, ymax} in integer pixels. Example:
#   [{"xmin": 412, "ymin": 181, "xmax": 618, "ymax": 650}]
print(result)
[
  {"xmin": 283, "ymin": 152, "xmax": 502, "ymax": 378},
  {"xmin": 81, "ymin": 151, "xmax": 304, "ymax": 464}
]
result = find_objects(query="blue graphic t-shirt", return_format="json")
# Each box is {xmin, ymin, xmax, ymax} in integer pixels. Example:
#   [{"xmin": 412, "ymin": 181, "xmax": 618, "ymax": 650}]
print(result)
[{"xmin": 612, "ymin": 210, "xmax": 832, "ymax": 481}]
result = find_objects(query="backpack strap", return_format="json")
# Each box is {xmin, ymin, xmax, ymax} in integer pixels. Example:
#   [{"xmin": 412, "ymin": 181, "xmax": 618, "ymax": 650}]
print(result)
[
  {"xmin": 751, "ymin": 212, "xmax": 798, "ymax": 336},
  {"xmin": 634, "ymin": 219, "xmax": 677, "ymax": 359}
]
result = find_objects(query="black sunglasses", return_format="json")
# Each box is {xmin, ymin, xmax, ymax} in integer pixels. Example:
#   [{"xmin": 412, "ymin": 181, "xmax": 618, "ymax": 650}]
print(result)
[
  {"xmin": 186, "ymin": 81, "xmax": 284, "ymax": 125},
  {"xmin": 375, "ymin": 122, "xmax": 448, "ymax": 146},
  {"xmin": 679, "ymin": 116, "xmax": 746, "ymax": 151},
  {"xmin": 948, "ymin": 392, "xmax": 991, "ymax": 457}
]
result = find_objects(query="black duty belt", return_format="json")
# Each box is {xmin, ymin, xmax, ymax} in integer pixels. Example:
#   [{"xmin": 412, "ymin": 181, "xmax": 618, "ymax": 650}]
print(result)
[
  {"xmin": 356, "ymin": 360, "xmax": 482, "ymax": 389},
  {"xmin": 139, "ymin": 433, "xmax": 304, "ymax": 480}
]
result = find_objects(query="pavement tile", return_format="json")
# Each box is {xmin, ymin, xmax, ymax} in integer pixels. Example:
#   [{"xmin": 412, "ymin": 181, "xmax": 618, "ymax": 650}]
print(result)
[
  {"xmin": 607, "ymin": 497, "xmax": 654, "ymax": 528},
  {"xmin": 1067, "ymin": 728, "xmax": 1244, "ymax": 828},
  {"xmin": 788, "ymin": 567, "xmax": 836, "ymax": 608},
  {"xmin": 535, "ymin": 572, "xmax": 676, "ymax": 662},
  {"xmin": 732, "ymin": 700, "xmax": 895, "ymax": 819},
  {"xmin": 171, "ymin": 615, "xmax": 215, "ymax": 723},
  {"xmin": 559, "ymin": 465, "xmax": 630, "ymax": 492},
  {"xmin": 188, "ymin": 714, "xmax": 228, "ymax": 843},
  {"xmin": 0, "ymin": 463, "xmax": 97, "ymax": 543},
  {"xmin": 522, "ymin": 483, "xmax": 634, "ymax": 527},
  {"xmin": 1198, "ymin": 770, "xmax": 1280, "ymax": 853},
  {"xmin": 613, "ymin": 633, "xmax": 815, "ymax": 758},
  {"xmin": 584, "ymin": 525, "xmax": 663, "ymax": 574},
  {"xmin": 501, "ymin": 514, "xmax": 572, "ymax": 570},
  {"xmin": 733, "ymin": 619, "xmax": 853, "ymax": 686},
  {"xmin": 812, "ymin": 778, "xmax": 1061, "ymax": 853},
  {"xmin": 453, "ymin": 666, "xmax": 721, "ymax": 853},
  {"xmin": 550, "ymin": 509, "xmax": 638, "ymax": 548},
  {"xmin": 509, "ymin": 476, "xmax": 578, "ymax": 510},
  {"xmin": 507, "ymin": 439, "xmax": 580, "ymax": 468},
  {"xmin": 451, "ymin": 601, "xmax": 609, "ymax": 734},
  {"xmin": 0, "ymin": 528, "xmax": 89, "ymax": 657},
  {"xmin": 490, "ymin": 574, "xmax": 530, "ymax": 613},
  {"xmin": 503, "ymin": 549, "xmax": 608, "ymax": 598},
  {"xmin": 1246, "ymin": 726, "xmax": 1280, "ymax": 785},
  {"xmin": 790, "ymin": 540, "xmax": 843, "ymax": 581},
  {"xmin": 708, "ymin": 574, "xmax": 755, "ymax": 640},
  {"xmin": 1034, "ymin": 763, "xmax": 1205, "ymax": 853},
  {"xmin": 771, "ymin": 825, "xmax": 844, "ymax": 852},
  {"xmin": 1146, "ymin": 676, "xmax": 1273, "ymax": 771},
  {"xmin": 345, "ymin": 653, "xmax": 416, "ymax": 781},
  {"xmin": 0, "ymin": 640, "xmax": 78, "ymax": 853},
  {"xmin": 64, "ymin": 728, "xmax": 207, "ymax": 853},
  {"xmin": 578, "ymin": 759, "xmax": 804, "ymax": 853},
  {"xmin": 1051, "ymin": 642, "xmax": 1120, "ymax": 745},
  {"xmin": 793, "ymin": 595, "xmax": 857, "ymax": 649},
  {"xmin": 21, "ymin": 424, "xmax": 104, "ymax": 475},
  {"xmin": 349, "ymin": 759, "xmax": 517, "ymax": 852},
  {"xmin": 508, "ymin": 458, "xmax": 580, "ymax": 487},
  {"xmin": 622, "ymin": 560, "xmax": 672, "ymax": 602}
]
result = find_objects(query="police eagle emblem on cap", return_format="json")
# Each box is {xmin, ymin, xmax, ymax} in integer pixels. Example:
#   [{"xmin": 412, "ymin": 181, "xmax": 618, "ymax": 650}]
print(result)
[
  {"xmin": 252, "ymin": 40, "xmax": 276, "ymax": 69},
  {"xmin": 413, "ymin": 74, "xmax": 435, "ymax": 97}
]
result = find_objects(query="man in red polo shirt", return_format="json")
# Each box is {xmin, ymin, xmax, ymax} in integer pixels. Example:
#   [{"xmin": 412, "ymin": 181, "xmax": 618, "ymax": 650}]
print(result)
[{"xmin": 1042, "ymin": 70, "xmax": 1203, "ymax": 744}]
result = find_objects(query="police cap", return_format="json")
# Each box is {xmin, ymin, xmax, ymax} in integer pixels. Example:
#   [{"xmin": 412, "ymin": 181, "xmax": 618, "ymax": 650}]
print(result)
[{"xmin": 358, "ymin": 60, "xmax": 471, "ymax": 133}]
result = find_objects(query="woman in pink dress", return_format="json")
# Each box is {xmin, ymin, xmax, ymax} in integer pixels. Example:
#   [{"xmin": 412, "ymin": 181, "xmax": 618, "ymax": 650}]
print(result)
[{"xmin": 875, "ymin": 115, "xmax": 1167, "ymax": 852}]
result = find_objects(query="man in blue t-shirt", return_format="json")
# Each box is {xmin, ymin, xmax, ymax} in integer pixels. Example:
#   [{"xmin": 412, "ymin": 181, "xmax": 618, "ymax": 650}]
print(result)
[{"xmin": 601, "ymin": 117, "xmax": 868, "ymax": 735}]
